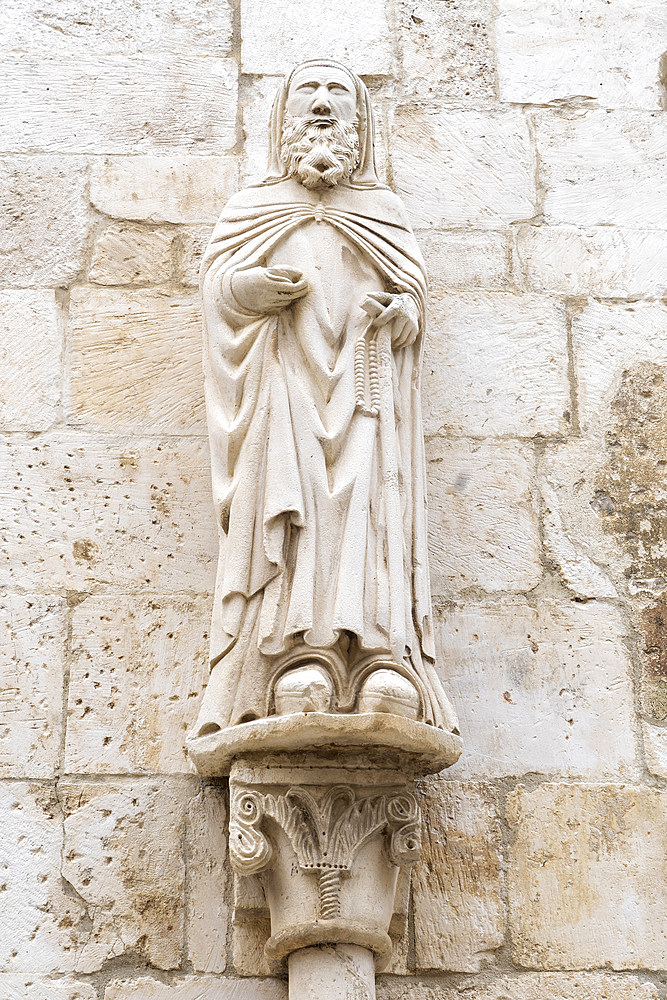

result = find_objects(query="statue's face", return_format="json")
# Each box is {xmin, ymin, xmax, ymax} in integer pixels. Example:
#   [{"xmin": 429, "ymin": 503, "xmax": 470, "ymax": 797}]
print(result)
[{"xmin": 286, "ymin": 66, "xmax": 357, "ymax": 123}]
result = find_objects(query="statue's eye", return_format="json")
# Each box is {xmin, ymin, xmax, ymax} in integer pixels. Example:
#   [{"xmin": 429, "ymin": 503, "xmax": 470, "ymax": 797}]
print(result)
[{"xmin": 329, "ymin": 85, "xmax": 348, "ymax": 94}]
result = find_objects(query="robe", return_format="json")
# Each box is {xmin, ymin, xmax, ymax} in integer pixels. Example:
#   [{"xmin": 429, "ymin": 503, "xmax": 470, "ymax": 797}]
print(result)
[{"xmin": 194, "ymin": 176, "xmax": 458, "ymax": 734}]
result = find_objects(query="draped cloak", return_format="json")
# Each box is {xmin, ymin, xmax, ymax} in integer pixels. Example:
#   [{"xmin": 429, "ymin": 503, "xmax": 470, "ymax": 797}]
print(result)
[{"xmin": 194, "ymin": 64, "xmax": 458, "ymax": 736}]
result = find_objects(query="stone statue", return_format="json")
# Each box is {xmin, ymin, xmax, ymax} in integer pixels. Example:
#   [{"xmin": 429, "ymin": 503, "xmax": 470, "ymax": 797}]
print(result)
[{"xmin": 192, "ymin": 58, "xmax": 458, "ymax": 751}]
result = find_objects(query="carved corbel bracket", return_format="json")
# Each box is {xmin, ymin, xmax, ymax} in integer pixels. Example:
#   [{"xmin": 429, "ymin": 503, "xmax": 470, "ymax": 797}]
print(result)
[{"xmin": 229, "ymin": 757, "xmax": 421, "ymax": 971}]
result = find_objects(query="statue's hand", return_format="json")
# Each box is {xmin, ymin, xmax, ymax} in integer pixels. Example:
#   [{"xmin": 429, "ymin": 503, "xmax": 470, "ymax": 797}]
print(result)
[
  {"xmin": 231, "ymin": 266, "xmax": 309, "ymax": 315},
  {"xmin": 361, "ymin": 292, "xmax": 419, "ymax": 349}
]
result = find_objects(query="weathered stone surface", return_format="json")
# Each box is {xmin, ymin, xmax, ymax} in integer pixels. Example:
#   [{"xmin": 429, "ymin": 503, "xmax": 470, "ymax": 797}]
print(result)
[
  {"xmin": 0, "ymin": 784, "xmax": 85, "ymax": 972},
  {"xmin": 420, "ymin": 231, "xmax": 510, "ymax": 291},
  {"xmin": 391, "ymin": 108, "xmax": 535, "ymax": 229},
  {"xmin": 412, "ymin": 781, "xmax": 505, "ymax": 971},
  {"xmin": 60, "ymin": 780, "xmax": 188, "ymax": 972},
  {"xmin": 90, "ymin": 157, "xmax": 238, "ymax": 224},
  {"xmin": 537, "ymin": 110, "xmax": 667, "ymax": 229},
  {"xmin": 427, "ymin": 438, "xmax": 541, "ymax": 597},
  {"xmin": 642, "ymin": 721, "xmax": 667, "ymax": 780},
  {"xmin": 66, "ymin": 287, "xmax": 206, "ymax": 434},
  {"xmin": 232, "ymin": 918, "xmax": 273, "ymax": 977},
  {"xmin": 187, "ymin": 786, "xmax": 228, "ymax": 973},
  {"xmin": 496, "ymin": 0, "xmax": 667, "ymax": 109},
  {"xmin": 3, "ymin": 0, "xmax": 234, "ymax": 56},
  {"xmin": 105, "ymin": 977, "xmax": 287, "ymax": 999},
  {"xmin": 572, "ymin": 301, "xmax": 667, "ymax": 433},
  {"xmin": 0, "ymin": 54, "xmax": 237, "ymax": 154},
  {"xmin": 240, "ymin": 0, "xmax": 392, "ymax": 75},
  {"xmin": 395, "ymin": 0, "xmax": 495, "ymax": 102},
  {"xmin": 0, "ymin": 976, "xmax": 96, "ymax": 999},
  {"xmin": 0, "ymin": 434, "xmax": 217, "ymax": 592},
  {"xmin": 89, "ymin": 224, "xmax": 174, "ymax": 285},
  {"xmin": 0, "ymin": 596, "xmax": 65, "ymax": 778},
  {"xmin": 424, "ymin": 292, "xmax": 569, "ymax": 437},
  {"xmin": 516, "ymin": 226, "xmax": 667, "ymax": 299},
  {"xmin": 0, "ymin": 290, "xmax": 61, "ymax": 430},
  {"xmin": 434, "ymin": 599, "xmax": 637, "ymax": 779},
  {"xmin": 507, "ymin": 784, "xmax": 667, "ymax": 969},
  {"xmin": 176, "ymin": 226, "xmax": 215, "ymax": 287},
  {"xmin": 0, "ymin": 156, "xmax": 89, "ymax": 286},
  {"xmin": 378, "ymin": 972, "xmax": 661, "ymax": 1000},
  {"xmin": 65, "ymin": 595, "xmax": 210, "ymax": 774}
]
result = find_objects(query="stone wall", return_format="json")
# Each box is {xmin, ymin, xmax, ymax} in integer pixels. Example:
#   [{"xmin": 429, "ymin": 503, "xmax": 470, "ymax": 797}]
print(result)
[{"xmin": 1, "ymin": 1, "xmax": 666, "ymax": 997}]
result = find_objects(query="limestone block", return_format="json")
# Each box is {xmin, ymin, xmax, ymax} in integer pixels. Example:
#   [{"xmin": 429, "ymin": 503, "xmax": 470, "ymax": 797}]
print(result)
[
  {"xmin": 60, "ymin": 780, "xmax": 188, "ymax": 972},
  {"xmin": 537, "ymin": 110, "xmax": 667, "ymax": 229},
  {"xmin": 395, "ymin": 0, "xmax": 495, "ymax": 102},
  {"xmin": 64, "ymin": 595, "xmax": 211, "ymax": 774},
  {"xmin": 176, "ymin": 226, "xmax": 215, "ymax": 287},
  {"xmin": 187, "ymin": 786, "xmax": 228, "ymax": 973},
  {"xmin": 0, "ymin": 595, "xmax": 65, "ymax": 778},
  {"xmin": 426, "ymin": 438, "xmax": 541, "ymax": 597},
  {"xmin": 0, "ymin": 54, "xmax": 237, "ymax": 154},
  {"xmin": 391, "ymin": 108, "xmax": 535, "ymax": 229},
  {"xmin": 424, "ymin": 292, "xmax": 569, "ymax": 437},
  {"xmin": 240, "ymin": 0, "xmax": 392, "ymax": 75},
  {"xmin": 380, "ymin": 972, "xmax": 661, "ymax": 1000},
  {"xmin": 642, "ymin": 721, "xmax": 667, "ymax": 780},
  {"xmin": 572, "ymin": 301, "xmax": 667, "ymax": 433},
  {"xmin": 419, "ymin": 231, "xmax": 510, "ymax": 291},
  {"xmin": 0, "ymin": 290, "xmax": 61, "ymax": 431},
  {"xmin": 434, "ymin": 599, "xmax": 637, "ymax": 780},
  {"xmin": 0, "ymin": 784, "xmax": 85, "ymax": 973},
  {"xmin": 66, "ymin": 287, "xmax": 206, "ymax": 434},
  {"xmin": 496, "ymin": 0, "xmax": 667, "ymax": 109},
  {"xmin": 89, "ymin": 224, "xmax": 174, "ymax": 286},
  {"xmin": 90, "ymin": 157, "xmax": 238, "ymax": 225},
  {"xmin": 412, "ymin": 781, "xmax": 505, "ymax": 971},
  {"xmin": 507, "ymin": 783, "xmax": 667, "ymax": 969},
  {"xmin": 0, "ymin": 434, "xmax": 217, "ymax": 592},
  {"xmin": 633, "ymin": 599, "xmax": 667, "ymax": 722},
  {"xmin": 0, "ymin": 976, "xmax": 96, "ymax": 1000},
  {"xmin": 539, "ymin": 440, "xmax": 632, "ymax": 600},
  {"xmin": 3, "ymin": 0, "xmax": 234, "ymax": 57},
  {"xmin": 516, "ymin": 226, "xmax": 667, "ymax": 299},
  {"xmin": 232, "ymin": 918, "xmax": 273, "ymax": 976},
  {"xmin": 105, "ymin": 977, "xmax": 287, "ymax": 999},
  {"xmin": 0, "ymin": 156, "xmax": 89, "ymax": 286}
]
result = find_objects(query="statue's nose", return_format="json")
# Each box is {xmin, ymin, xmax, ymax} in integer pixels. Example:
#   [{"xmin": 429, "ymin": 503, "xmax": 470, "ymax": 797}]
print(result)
[{"xmin": 310, "ymin": 88, "xmax": 332, "ymax": 115}]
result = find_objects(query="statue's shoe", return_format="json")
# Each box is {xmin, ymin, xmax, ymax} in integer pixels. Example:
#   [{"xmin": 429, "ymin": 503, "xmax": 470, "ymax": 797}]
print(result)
[
  {"xmin": 274, "ymin": 664, "xmax": 333, "ymax": 715},
  {"xmin": 357, "ymin": 669, "xmax": 420, "ymax": 720}
]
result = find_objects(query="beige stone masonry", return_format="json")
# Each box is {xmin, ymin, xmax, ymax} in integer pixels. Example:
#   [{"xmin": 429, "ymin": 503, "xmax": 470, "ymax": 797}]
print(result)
[
  {"xmin": 106, "ymin": 976, "xmax": 287, "ymax": 998},
  {"xmin": 391, "ymin": 108, "xmax": 535, "ymax": 229},
  {"xmin": 395, "ymin": 0, "xmax": 496, "ymax": 103},
  {"xmin": 0, "ymin": 435, "xmax": 217, "ymax": 592},
  {"xmin": 0, "ymin": 156, "xmax": 89, "ymax": 286},
  {"xmin": 0, "ymin": 595, "xmax": 65, "ymax": 778},
  {"xmin": 65, "ymin": 595, "xmax": 211, "ymax": 775},
  {"xmin": 67, "ymin": 287, "xmax": 207, "ymax": 434},
  {"xmin": 0, "ymin": 54, "xmax": 238, "ymax": 155},
  {"xmin": 496, "ymin": 0, "xmax": 667, "ymax": 109},
  {"xmin": 60, "ymin": 780, "xmax": 189, "ymax": 972},
  {"xmin": 0, "ymin": 976, "xmax": 97, "ymax": 999},
  {"xmin": 426, "ymin": 438, "xmax": 541, "ymax": 598},
  {"xmin": 90, "ymin": 158, "xmax": 239, "ymax": 225},
  {"xmin": 240, "ymin": 0, "xmax": 392, "ymax": 75},
  {"xmin": 420, "ymin": 231, "xmax": 510, "ymax": 292},
  {"xmin": 412, "ymin": 781, "xmax": 505, "ymax": 972},
  {"xmin": 434, "ymin": 599, "xmax": 637, "ymax": 780},
  {"xmin": 508, "ymin": 784, "xmax": 667, "ymax": 969},
  {"xmin": 0, "ymin": 290, "xmax": 61, "ymax": 430},
  {"xmin": 2, "ymin": 0, "xmax": 234, "ymax": 57},
  {"xmin": 187, "ymin": 787, "xmax": 229, "ymax": 974},
  {"xmin": 89, "ymin": 224, "xmax": 174, "ymax": 286},
  {"xmin": 424, "ymin": 292, "xmax": 569, "ymax": 437},
  {"xmin": 537, "ymin": 110, "xmax": 667, "ymax": 229},
  {"xmin": 384, "ymin": 972, "xmax": 662, "ymax": 1000}
]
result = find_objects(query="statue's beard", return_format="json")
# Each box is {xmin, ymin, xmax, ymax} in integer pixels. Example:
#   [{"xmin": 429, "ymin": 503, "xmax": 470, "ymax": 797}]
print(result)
[{"xmin": 280, "ymin": 115, "xmax": 360, "ymax": 189}]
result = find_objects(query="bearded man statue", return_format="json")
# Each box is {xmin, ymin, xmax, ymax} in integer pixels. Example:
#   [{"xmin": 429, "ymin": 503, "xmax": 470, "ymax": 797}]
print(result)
[{"xmin": 190, "ymin": 59, "xmax": 458, "ymax": 755}]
